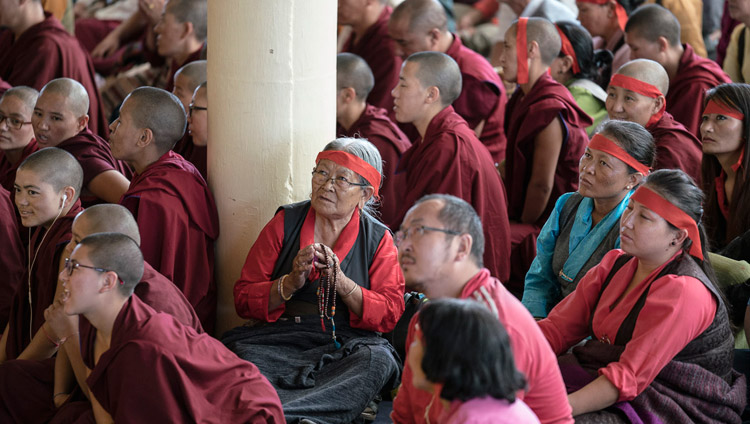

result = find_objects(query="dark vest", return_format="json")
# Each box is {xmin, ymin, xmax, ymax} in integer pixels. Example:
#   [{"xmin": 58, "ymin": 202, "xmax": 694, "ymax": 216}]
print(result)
[
  {"xmin": 270, "ymin": 201, "xmax": 388, "ymax": 328},
  {"xmin": 593, "ymin": 253, "xmax": 734, "ymax": 383},
  {"xmin": 552, "ymin": 193, "xmax": 621, "ymax": 297}
]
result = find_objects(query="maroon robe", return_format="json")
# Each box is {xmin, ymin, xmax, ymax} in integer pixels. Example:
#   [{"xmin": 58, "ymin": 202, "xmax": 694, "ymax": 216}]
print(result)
[
  {"xmin": 395, "ymin": 106, "xmax": 511, "ymax": 281},
  {"xmin": 342, "ymin": 7, "xmax": 402, "ymax": 111},
  {"xmin": 666, "ymin": 44, "xmax": 731, "ymax": 137},
  {"xmin": 4, "ymin": 201, "xmax": 82, "ymax": 360},
  {"xmin": 445, "ymin": 34, "xmax": 507, "ymax": 162},
  {"xmin": 0, "ymin": 139, "xmax": 38, "ymax": 192},
  {"xmin": 647, "ymin": 111, "xmax": 703, "ymax": 184},
  {"xmin": 0, "ymin": 15, "xmax": 109, "ymax": 138},
  {"xmin": 172, "ymin": 134, "xmax": 207, "ymax": 180},
  {"xmin": 504, "ymin": 72, "xmax": 592, "ymax": 225},
  {"xmin": 337, "ymin": 104, "xmax": 411, "ymax": 229},
  {"xmin": 57, "ymin": 128, "xmax": 132, "ymax": 207},
  {"xmin": 0, "ymin": 186, "xmax": 24, "ymax": 331},
  {"xmin": 84, "ymin": 296, "xmax": 284, "ymax": 423},
  {"xmin": 119, "ymin": 151, "xmax": 219, "ymax": 333}
]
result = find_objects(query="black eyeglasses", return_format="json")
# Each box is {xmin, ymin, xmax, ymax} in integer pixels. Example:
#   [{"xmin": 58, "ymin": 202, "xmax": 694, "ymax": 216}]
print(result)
[
  {"xmin": 394, "ymin": 225, "xmax": 461, "ymax": 246},
  {"xmin": 312, "ymin": 169, "xmax": 369, "ymax": 190},
  {"xmin": 63, "ymin": 258, "xmax": 110, "ymax": 276},
  {"xmin": 188, "ymin": 104, "xmax": 207, "ymax": 117},
  {"xmin": 0, "ymin": 114, "xmax": 32, "ymax": 130}
]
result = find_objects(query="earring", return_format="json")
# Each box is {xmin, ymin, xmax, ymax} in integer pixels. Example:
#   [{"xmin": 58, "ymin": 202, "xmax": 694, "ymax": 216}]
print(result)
[{"xmin": 626, "ymin": 185, "xmax": 632, "ymax": 190}]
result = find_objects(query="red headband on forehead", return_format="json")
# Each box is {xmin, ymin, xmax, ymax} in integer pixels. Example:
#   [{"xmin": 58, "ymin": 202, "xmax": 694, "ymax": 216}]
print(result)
[
  {"xmin": 516, "ymin": 18, "xmax": 529, "ymax": 85},
  {"xmin": 631, "ymin": 186, "xmax": 703, "ymax": 260},
  {"xmin": 315, "ymin": 151, "xmax": 381, "ymax": 198},
  {"xmin": 609, "ymin": 74, "xmax": 665, "ymax": 127},
  {"xmin": 577, "ymin": 0, "xmax": 628, "ymax": 31},
  {"xmin": 556, "ymin": 26, "xmax": 581, "ymax": 75},
  {"xmin": 589, "ymin": 134, "xmax": 650, "ymax": 175},
  {"xmin": 703, "ymin": 99, "xmax": 745, "ymax": 121}
]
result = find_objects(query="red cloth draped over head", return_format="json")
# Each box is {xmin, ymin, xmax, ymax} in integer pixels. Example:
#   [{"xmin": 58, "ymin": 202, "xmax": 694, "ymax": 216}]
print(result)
[
  {"xmin": 556, "ymin": 25, "xmax": 581, "ymax": 74},
  {"xmin": 703, "ymin": 99, "xmax": 745, "ymax": 121},
  {"xmin": 609, "ymin": 74, "xmax": 665, "ymax": 127},
  {"xmin": 578, "ymin": 0, "xmax": 628, "ymax": 31},
  {"xmin": 316, "ymin": 150, "xmax": 382, "ymax": 198},
  {"xmin": 517, "ymin": 18, "xmax": 529, "ymax": 85},
  {"xmin": 631, "ymin": 185, "xmax": 703, "ymax": 260},
  {"xmin": 589, "ymin": 133, "xmax": 650, "ymax": 175}
]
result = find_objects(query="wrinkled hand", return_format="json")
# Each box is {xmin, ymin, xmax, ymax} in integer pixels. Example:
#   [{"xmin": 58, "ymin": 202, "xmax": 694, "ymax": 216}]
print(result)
[
  {"xmin": 44, "ymin": 296, "xmax": 78, "ymax": 341},
  {"xmin": 287, "ymin": 245, "xmax": 317, "ymax": 290},
  {"xmin": 313, "ymin": 244, "xmax": 344, "ymax": 282},
  {"xmin": 91, "ymin": 31, "xmax": 121, "ymax": 58}
]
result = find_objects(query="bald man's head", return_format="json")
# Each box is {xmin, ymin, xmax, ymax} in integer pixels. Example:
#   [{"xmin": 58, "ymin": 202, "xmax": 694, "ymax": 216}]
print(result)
[
  {"xmin": 121, "ymin": 87, "xmax": 187, "ymax": 153},
  {"xmin": 18, "ymin": 147, "xmax": 83, "ymax": 196},
  {"xmin": 0, "ymin": 86, "xmax": 39, "ymax": 112},
  {"xmin": 75, "ymin": 204, "xmax": 142, "ymax": 245},
  {"xmin": 337, "ymin": 53, "xmax": 375, "ymax": 101},
  {"xmin": 616, "ymin": 59, "xmax": 669, "ymax": 95},
  {"xmin": 175, "ymin": 60, "xmax": 207, "ymax": 93},
  {"xmin": 39, "ymin": 78, "xmax": 90, "ymax": 117},
  {"xmin": 405, "ymin": 51, "xmax": 462, "ymax": 106},
  {"xmin": 392, "ymin": 0, "xmax": 448, "ymax": 33},
  {"xmin": 509, "ymin": 17, "xmax": 561, "ymax": 66},
  {"xmin": 625, "ymin": 4, "xmax": 681, "ymax": 48}
]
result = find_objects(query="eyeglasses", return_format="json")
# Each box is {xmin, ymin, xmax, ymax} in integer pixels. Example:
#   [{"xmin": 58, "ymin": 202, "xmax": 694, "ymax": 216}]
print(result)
[
  {"xmin": 188, "ymin": 104, "xmax": 207, "ymax": 117},
  {"xmin": 0, "ymin": 114, "xmax": 32, "ymax": 130},
  {"xmin": 63, "ymin": 258, "xmax": 110, "ymax": 276},
  {"xmin": 394, "ymin": 225, "xmax": 461, "ymax": 246},
  {"xmin": 312, "ymin": 169, "xmax": 369, "ymax": 190}
]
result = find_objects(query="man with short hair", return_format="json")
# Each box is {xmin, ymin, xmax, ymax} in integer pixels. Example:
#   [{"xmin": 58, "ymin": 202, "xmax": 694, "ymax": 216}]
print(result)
[
  {"xmin": 54, "ymin": 233, "xmax": 284, "ymax": 422},
  {"xmin": 391, "ymin": 194, "xmax": 573, "ymax": 424},
  {"xmin": 340, "ymin": 0, "xmax": 403, "ymax": 111},
  {"xmin": 625, "ymin": 4, "xmax": 730, "ymax": 136},
  {"xmin": 33, "ymin": 78, "xmax": 131, "ymax": 206},
  {"xmin": 391, "ymin": 51, "xmax": 511, "ymax": 282},
  {"xmin": 389, "ymin": 0, "xmax": 508, "ymax": 161},
  {"xmin": 0, "ymin": 0, "xmax": 108, "ymax": 137},
  {"xmin": 110, "ymin": 86, "xmax": 219, "ymax": 333},
  {"xmin": 336, "ymin": 53, "xmax": 411, "ymax": 229},
  {"xmin": 0, "ymin": 86, "xmax": 39, "ymax": 192},
  {"xmin": 606, "ymin": 59, "xmax": 702, "ymax": 182}
]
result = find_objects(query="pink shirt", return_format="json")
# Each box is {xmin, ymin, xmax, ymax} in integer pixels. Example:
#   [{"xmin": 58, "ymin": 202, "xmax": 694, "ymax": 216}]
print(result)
[
  {"xmin": 539, "ymin": 249, "xmax": 716, "ymax": 401},
  {"xmin": 442, "ymin": 397, "xmax": 541, "ymax": 424}
]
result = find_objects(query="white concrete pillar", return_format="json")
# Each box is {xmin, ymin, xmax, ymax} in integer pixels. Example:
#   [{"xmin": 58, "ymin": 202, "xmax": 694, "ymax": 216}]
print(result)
[{"xmin": 208, "ymin": 1, "xmax": 336, "ymax": 335}]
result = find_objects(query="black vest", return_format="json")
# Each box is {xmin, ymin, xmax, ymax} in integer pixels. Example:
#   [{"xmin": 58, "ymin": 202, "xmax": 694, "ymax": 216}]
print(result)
[
  {"xmin": 270, "ymin": 201, "xmax": 388, "ymax": 328},
  {"xmin": 552, "ymin": 193, "xmax": 621, "ymax": 297},
  {"xmin": 593, "ymin": 253, "xmax": 734, "ymax": 383}
]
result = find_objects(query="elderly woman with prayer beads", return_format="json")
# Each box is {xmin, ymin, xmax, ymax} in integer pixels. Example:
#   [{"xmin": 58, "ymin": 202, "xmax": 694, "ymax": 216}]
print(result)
[
  {"xmin": 522, "ymin": 120, "xmax": 655, "ymax": 318},
  {"xmin": 222, "ymin": 137, "xmax": 405, "ymax": 424},
  {"xmin": 538, "ymin": 169, "xmax": 744, "ymax": 422}
]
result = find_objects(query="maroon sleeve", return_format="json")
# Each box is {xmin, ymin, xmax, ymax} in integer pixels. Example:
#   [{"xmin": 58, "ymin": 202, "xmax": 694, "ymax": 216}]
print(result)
[
  {"xmin": 0, "ymin": 188, "xmax": 24, "ymax": 329},
  {"xmin": 0, "ymin": 37, "xmax": 62, "ymax": 90}
]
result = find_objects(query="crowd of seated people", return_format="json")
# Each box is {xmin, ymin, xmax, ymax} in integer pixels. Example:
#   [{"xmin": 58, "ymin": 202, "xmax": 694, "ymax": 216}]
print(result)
[{"xmin": 2, "ymin": 0, "xmax": 750, "ymax": 422}]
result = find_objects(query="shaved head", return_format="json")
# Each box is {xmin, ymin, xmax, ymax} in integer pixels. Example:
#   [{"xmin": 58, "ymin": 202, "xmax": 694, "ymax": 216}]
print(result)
[
  {"xmin": 166, "ymin": 0, "xmax": 208, "ymax": 42},
  {"xmin": 75, "ymin": 204, "xmax": 142, "ymax": 245},
  {"xmin": 392, "ymin": 0, "xmax": 448, "ymax": 33},
  {"xmin": 174, "ymin": 60, "xmax": 207, "ymax": 93},
  {"xmin": 39, "ymin": 78, "xmax": 90, "ymax": 117},
  {"xmin": 337, "ymin": 53, "xmax": 375, "ymax": 101},
  {"xmin": 19, "ymin": 147, "xmax": 83, "ymax": 196},
  {"xmin": 625, "ymin": 4, "xmax": 681, "ymax": 47},
  {"xmin": 405, "ymin": 51, "xmax": 462, "ymax": 106},
  {"xmin": 0, "ymin": 86, "xmax": 39, "ymax": 112},
  {"xmin": 616, "ymin": 59, "xmax": 669, "ymax": 94},
  {"xmin": 510, "ymin": 17, "xmax": 561, "ymax": 66},
  {"xmin": 122, "ymin": 87, "xmax": 187, "ymax": 152},
  {"xmin": 78, "ymin": 233, "xmax": 144, "ymax": 296}
]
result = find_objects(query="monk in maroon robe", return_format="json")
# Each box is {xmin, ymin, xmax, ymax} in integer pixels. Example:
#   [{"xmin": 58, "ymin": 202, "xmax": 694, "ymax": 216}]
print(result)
[
  {"xmin": 110, "ymin": 87, "xmax": 219, "ymax": 333},
  {"xmin": 500, "ymin": 18, "xmax": 592, "ymax": 294},
  {"xmin": 606, "ymin": 59, "xmax": 702, "ymax": 184},
  {"xmin": 391, "ymin": 51, "xmax": 511, "ymax": 282},
  {"xmin": 0, "ymin": 87, "xmax": 39, "ymax": 193},
  {"xmin": 32, "ymin": 79, "xmax": 132, "ymax": 207},
  {"xmin": 172, "ymin": 60, "xmax": 208, "ymax": 179},
  {"xmin": 0, "ymin": 187, "xmax": 24, "ymax": 332},
  {"xmin": 336, "ymin": 53, "xmax": 411, "ymax": 230},
  {"xmin": 0, "ymin": 1, "xmax": 108, "ymax": 138},
  {"xmin": 625, "ymin": 4, "xmax": 731, "ymax": 136},
  {"xmin": 187, "ymin": 82, "xmax": 209, "ymax": 180},
  {"xmin": 340, "ymin": 0, "xmax": 402, "ymax": 111},
  {"xmin": 0, "ymin": 148, "xmax": 83, "ymax": 364},
  {"xmin": 388, "ymin": 0, "xmax": 507, "ymax": 162},
  {"xmin": 51, "ymin": 233, "xmax": 284, "ymax": 423}
]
